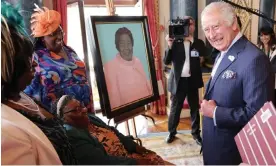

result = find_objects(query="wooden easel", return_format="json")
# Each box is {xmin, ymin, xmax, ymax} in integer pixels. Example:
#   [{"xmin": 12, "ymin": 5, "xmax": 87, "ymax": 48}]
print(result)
[
  {"xmin": 105, "ymin": 0, "xmax": 116, "ymax": 16},
  {"xmin": 107, "ymin": 106, "xmax": 148, "ymax": 145},
  {"xmin": 114, "ymin": 107, "xmax": 146, "ymax": 136},
  {"xmin": 107, "ymin": 106, "xmax": 156, "ymax": 134},
  {"xmin": 104, "ymin": 0, "xmax": 156, "ymax": 144}
]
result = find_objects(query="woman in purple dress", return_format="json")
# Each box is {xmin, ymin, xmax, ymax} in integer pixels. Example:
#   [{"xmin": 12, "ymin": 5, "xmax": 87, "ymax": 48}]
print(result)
[{"xmin": 24, "ymin": 7, "xmax": 94, "ymax": 113}]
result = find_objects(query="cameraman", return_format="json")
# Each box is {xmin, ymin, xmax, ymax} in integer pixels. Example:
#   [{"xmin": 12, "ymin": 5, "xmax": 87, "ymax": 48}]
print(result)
[{"xmin": 163, "ymin": 16, "xmax": 206, "ymax": 145}]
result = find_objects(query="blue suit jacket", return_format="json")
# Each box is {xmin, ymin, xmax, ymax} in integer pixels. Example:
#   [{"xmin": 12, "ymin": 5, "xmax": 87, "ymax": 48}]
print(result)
[{"xmin": 203, "ymin": 36, "xmax": 274, "ymax": 165}]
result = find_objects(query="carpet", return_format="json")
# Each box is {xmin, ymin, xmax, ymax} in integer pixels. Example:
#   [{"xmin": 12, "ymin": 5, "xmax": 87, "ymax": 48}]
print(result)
[{"xmin": 139, "ymin": 130, "xmax": 203, "ymax": 165}]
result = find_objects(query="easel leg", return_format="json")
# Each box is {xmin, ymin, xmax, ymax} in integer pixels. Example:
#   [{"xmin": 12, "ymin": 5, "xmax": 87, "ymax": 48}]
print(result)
[
  {"xmin": 130, "ymin": 118, "xmax": 137, "ymax": 138},
  {"xmin": 124, "ymin": 120, "xmax": 130, "ymax": 135},
  {"xmin": 141, "ymin": 113, "xmax": 155, "ymax": 125},
  {"xmin": 130, "ymin": 118, "xmax": 142, "ymax": 146},
  {"xmin": 111, "ymin": 107, "xmax": 146, "ymax": 145},
  {"xmin": 108, "ymin": 119, "xmax": 112, "ymax": 126}
]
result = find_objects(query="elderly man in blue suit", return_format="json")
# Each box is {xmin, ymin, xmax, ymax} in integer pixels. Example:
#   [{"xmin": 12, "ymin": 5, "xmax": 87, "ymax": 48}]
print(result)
[{"xmin": 200, "ymin": 2, "xmax": 274, "ymax": 165}]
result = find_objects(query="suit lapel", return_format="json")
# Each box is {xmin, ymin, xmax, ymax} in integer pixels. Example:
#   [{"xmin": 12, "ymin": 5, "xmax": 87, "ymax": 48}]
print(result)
[
  {"xmin": 270, "ymin": 49, "xmax": 276, "ymax": 61},
  {"xmin": 269, "ymin": 45, "xmax": 276, "ymax": 61},
  {"xmin": 189, "ymin": 41, "xmax": 192, "ymax": 71},
  {"xmin": 206, "ymin": 36, "xmax": 247, "ymax": 95},
  {"xmin": 204, "ymin": 78, "xmax": 211, "ymax": 99},
  {"xmin": 208, "ymin": 52, "xmax": 236, "ymax": 92}
]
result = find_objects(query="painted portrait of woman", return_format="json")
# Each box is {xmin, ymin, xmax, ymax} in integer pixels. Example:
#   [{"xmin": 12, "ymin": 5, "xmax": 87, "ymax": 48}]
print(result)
[{"xmin": 103, "ymin": 27, "xmax": 152, "ymax": 109}]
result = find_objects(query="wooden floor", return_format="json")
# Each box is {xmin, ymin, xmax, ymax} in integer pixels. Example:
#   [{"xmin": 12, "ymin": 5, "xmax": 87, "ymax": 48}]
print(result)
[{"xmin": 98, "ymin": 111, "xmax": 192, "ymax": 136}]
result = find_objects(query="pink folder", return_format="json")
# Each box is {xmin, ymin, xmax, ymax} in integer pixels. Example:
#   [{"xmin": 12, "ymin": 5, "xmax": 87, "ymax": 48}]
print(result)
[{"xmin": 235, "ymin": 101, "xmax": 276, "ymax": 165}]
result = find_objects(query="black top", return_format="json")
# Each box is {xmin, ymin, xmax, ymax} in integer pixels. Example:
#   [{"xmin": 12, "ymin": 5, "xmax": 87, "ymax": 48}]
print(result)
[
  {"xmin": 17, "ymin": 110, "xmax": 78, "ymax": 165},
  {"xmin": 64, "ymin": 123, "xmax": 137, "ymax": 165}
]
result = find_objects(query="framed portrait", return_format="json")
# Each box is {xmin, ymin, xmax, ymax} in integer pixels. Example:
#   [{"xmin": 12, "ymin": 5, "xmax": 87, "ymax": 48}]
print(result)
[{"xmin": 87, "ymin": 16, "xmax": 159, "ymax": 118}]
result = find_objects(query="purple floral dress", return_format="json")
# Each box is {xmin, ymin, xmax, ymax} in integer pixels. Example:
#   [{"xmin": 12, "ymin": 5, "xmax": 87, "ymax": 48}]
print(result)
[{"xmin": 24, "ymin": 46, "xmax": 94, "ymax": 113}]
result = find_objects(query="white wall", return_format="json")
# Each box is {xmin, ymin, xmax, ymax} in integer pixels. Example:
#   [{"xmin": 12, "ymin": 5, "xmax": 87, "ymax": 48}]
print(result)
[
  {"xmin": 198, "ymin": 0, "xmax": 206, "ymax": 42},
  {"xmin": 158, "ymin": 0, "xmax": 170, "ymax": 57},
  {"xmin": 251, "ymin": 0, "xmax": 260, "ymax": 45}
]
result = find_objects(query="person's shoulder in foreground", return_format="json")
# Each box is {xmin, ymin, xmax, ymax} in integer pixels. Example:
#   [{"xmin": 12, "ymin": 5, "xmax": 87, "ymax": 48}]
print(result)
[
  {"xmin": 1, "ymin": 2, "xmax": 62, "ymax": 164},
  {"xmin": 2, "ymin": 104, "xmax": 62, "ymax": 165}
]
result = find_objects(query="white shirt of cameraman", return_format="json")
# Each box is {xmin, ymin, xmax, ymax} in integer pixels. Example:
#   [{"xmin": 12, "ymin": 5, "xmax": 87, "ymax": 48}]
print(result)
[{"xmin": 181, "ymin": 38, "xmax": 193, "ymax": 77}]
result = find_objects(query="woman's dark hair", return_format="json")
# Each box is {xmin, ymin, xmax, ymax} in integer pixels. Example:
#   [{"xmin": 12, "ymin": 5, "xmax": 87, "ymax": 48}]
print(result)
[
  {"xmin": 1, "ymin": 2, "xmax": 34, "ymax": 101},
  {"xmin": 115, "ymin": 27, "xmax": 134, "ymax": 51},
  {"xmin": 33, "ymin": 37, "xmax": 45, "ymax": 50},
  {"xmin": 258, "ymin": 26, "xmax": 276, "ymax": 47}
]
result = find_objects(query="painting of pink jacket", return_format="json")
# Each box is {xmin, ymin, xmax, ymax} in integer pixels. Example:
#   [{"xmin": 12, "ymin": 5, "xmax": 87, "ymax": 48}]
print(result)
[{"xmin": 104, "ymin": 27, "xmax": 152, "ymax": 109}]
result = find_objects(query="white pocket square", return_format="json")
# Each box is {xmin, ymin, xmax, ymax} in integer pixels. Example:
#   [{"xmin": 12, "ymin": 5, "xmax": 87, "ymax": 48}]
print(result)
[{"xmin": 222, "ymin": 70, "xmax": 236, "ymax": 79}]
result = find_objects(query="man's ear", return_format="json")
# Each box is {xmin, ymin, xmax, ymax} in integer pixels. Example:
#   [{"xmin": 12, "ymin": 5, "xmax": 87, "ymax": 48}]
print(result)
[{"xmin": 232, "ymin": 17, "xmax": 239, "ymax": 31}]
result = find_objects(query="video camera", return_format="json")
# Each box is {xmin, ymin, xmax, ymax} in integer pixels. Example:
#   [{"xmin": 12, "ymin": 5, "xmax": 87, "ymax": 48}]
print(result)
[{"xmin": 169, "ymin": 17, "xmax": 190, "ymax": 42}]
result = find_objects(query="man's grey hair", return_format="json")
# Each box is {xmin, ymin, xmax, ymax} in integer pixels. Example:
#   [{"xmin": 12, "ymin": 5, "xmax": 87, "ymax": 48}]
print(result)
[{"xmin": 201, "ymin": 1, "xmax": 236, "ymax": 27}]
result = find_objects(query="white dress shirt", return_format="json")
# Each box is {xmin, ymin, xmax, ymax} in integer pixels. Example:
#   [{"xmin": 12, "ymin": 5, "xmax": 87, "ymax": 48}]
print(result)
[
  {"xmin": 1, "ymin": 104, "xmax": 62, "ymax": 165},
  {"xmin": 181, "ymin": 40, "xmax": 191, "ymax": 77},
  {"xmin": 211, "ymin": 52, "xmax": 225, "ymax": 77},
  {"xmin": 212, "ymin": 32, "xmax": 243, "ymax": 126}
]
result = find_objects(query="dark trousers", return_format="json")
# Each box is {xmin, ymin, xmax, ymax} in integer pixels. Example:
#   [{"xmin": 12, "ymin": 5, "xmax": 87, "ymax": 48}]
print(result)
[{"xmin": 168, "ymin": 77, "xmax": 201, "ymax": 138}]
